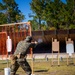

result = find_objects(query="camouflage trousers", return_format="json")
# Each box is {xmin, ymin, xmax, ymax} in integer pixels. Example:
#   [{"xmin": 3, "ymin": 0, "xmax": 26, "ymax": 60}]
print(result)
[{"xmin": 10, "ymin": 57, "xmax": 32, "ymax": 75}]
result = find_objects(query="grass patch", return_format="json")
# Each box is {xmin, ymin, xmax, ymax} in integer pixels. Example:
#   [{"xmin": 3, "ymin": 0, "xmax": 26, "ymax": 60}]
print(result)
[{"xmin": 0, "ymin": 59, "xmax": 75, "ymax": 75}]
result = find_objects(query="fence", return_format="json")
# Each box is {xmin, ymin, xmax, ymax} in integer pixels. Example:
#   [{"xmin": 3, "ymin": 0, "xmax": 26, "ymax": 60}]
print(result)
[{"xmin": 0, "ymin": 22, "xmax": 31, "ymax": 55}]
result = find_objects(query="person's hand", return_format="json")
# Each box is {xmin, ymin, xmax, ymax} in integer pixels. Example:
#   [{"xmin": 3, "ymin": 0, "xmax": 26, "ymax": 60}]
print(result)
[
  {"xmin": 34, "ymin": 41, "xmax": 38, "ymax": 44},
  {"xmin": 31, "ymin": 41, "xmax": 37, "ymax": 44}
]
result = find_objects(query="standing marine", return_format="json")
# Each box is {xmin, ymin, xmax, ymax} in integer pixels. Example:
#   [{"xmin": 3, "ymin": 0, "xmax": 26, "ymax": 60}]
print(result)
[{"xmin": 10, "ymin": 36, "xmax": 37, "ymax": 75}]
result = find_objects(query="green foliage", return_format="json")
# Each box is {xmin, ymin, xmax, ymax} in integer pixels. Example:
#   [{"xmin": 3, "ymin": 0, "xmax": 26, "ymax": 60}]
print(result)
[
  {"xmin": 29, "ymin": 17, "xmax": 38, "ymax": 31},
  {"xmin": 30, "ymin": 0, "xmax": 46, "ymax": 30},
  {"xmin": 0, "ymin": 0, "xmax": 24, "ymax": 24},
  {"xmin": 0, "ymin": 12, "xmax": 7, "ymax": 24},
  {"xmin": 30, "ymin": 0, "xmax": 75, "ymax": 30},
  {"xmin": 49, "ymin": 27, "xmax": 56, "ymax": 30},
  {"xmin": 69, "ymin": 24, "xmax": 75, "ymax": 29}
]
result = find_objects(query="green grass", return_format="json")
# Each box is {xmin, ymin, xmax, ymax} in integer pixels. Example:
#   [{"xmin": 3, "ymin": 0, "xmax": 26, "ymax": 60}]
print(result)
[{"xmin": 0, "ymin": 59, "xmax": 75, "ymax": 75}]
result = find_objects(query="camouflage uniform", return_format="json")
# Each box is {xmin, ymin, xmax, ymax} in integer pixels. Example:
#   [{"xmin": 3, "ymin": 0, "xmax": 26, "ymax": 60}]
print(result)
[{"xmin": 10, "ymin": 36, "xmax": 36, "ymax": 75}]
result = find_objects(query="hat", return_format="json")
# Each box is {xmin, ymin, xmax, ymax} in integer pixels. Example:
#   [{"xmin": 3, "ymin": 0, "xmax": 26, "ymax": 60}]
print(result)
[{"xmin": 25, "ymin": 36, "xmax": 32, "ymax": 42}]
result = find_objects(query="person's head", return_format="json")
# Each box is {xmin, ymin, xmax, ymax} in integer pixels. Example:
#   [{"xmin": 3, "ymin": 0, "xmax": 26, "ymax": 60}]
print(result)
[{"xmin": 25, "ymin": 36, "xmax": 32, "ymax": 42}]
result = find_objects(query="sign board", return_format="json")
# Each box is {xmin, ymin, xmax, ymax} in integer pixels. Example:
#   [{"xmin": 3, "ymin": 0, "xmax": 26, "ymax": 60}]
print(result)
[
  {"xmin": 6, "ymin": 36, "xmax": 12, "ymax": 52},
  {"xmin": 52, "ymin": 39, "xmax": 59, "ymax": 52},
  {"xmin": 66, "ymin": 38, "xmax": 74, "ymax": 56}
]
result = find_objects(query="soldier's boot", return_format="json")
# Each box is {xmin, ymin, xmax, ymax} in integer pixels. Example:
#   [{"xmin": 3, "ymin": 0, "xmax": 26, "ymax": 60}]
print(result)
[
  {"xmin": 26, "ymin": 71, "xmax": 31, "ymax": 75},
  {"xmin": 10, "ymin": 72, "xmax": 15, "ymax": 75},
  {"xmin": 26, "ymin": 73, "xmax": 31, "ymax": 75},
  {"xmin": 28, "ymin": 73, "xmax": 31, "ymax": 75}
]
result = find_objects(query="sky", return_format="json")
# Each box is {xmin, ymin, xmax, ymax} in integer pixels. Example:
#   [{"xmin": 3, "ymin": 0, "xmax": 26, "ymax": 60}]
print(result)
[
  {"xmin": 0, "ymin": 0, "xmax": 32, "ymax": 22},
  {"xmin": 15, "ymin": 0, "xmax": 32, "ymax": 22},
  {"xmin": 16, "ymin": 0, "xmax": 66, "ymax": 22},
  {"xmin": 0, "ymin": 0, "xmax": 66, "ymax": 22}
]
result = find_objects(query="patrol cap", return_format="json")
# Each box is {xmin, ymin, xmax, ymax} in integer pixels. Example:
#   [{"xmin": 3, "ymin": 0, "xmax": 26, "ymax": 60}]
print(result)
[{"xmin": 25, "ymin": 36, "xmax": 32, "ymax": 41}]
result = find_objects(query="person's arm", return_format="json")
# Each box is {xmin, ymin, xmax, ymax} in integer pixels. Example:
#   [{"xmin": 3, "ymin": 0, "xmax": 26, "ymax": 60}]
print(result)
[{"xmin": 30, "ymin": 41, "xmax": 38, "ymax": 48}]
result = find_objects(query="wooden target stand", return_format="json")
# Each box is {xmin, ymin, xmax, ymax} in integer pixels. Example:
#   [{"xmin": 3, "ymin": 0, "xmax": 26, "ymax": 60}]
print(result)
[
  {"xmin": 30, "ymin": 48, "xmax": 35, "ymax": 75},
  {"xmin": 6, "ymin": 36, "xmax": 12, "ymax": 67},
  {"xmin": 72, "ymin": 53, "xmax": 75, "ymax": 65},
  {"xmin": 51, "ymin": 38, "xmax": 60, "ymax": 66},
  {"xmin": 66, "ymin": 38, "xmax": 74, "ymax": 65}
]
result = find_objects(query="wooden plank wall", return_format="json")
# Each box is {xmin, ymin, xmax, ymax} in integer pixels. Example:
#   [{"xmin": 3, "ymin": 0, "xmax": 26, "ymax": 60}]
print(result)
[
  {"xmin": 0, "ymin": 32, "xmax": 7, "ymax": 55},
  {"xmin": 0, "ymin": 22, "xmax": 31, "ymax": 55},
  {"xmin": 0, "ymin": 31, "xmax": 30, "ymax": 55}
]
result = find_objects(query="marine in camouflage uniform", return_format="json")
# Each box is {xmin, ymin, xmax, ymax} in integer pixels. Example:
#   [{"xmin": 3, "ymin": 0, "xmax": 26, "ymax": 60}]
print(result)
[{"xmin": 10, "ymin": 36, "xmax": 36, "ymax": 75}]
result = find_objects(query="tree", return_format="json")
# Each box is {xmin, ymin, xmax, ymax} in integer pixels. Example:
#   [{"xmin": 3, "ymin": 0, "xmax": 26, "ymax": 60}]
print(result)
[
  {"xmin": 42, "ymin": 0, "xmax": 53, "ymax": 28},
  {"xmin": 0, "ymin": 12, "xmax": 7, "ymax": 24},
  {"xmin": 29, "ymin": 18, "xmax": 38, "ymax": 31},
  {"xmin": 0, "ymin": 0, "xmax": 24, "ymax": 24},
  {"xmin": 30, "ymin": 0, "xmax": 75, "ymax": 30},
  {"xmin": 66, "ymin": 0, "xmax": 75, "ymax": 25},
  {"xmin": 30, "ymin": 0, "xmax": 46, "ymax": 30},
  {"xmin": 30, "ymin": 0, "xmax": 65, "ymax": 30}
]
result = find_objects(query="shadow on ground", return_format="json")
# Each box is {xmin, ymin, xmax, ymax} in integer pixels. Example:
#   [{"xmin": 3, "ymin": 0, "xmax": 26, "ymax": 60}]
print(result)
[{"xmin": 34, "ymin": 69, "xmax": 48, "ymax": 72}]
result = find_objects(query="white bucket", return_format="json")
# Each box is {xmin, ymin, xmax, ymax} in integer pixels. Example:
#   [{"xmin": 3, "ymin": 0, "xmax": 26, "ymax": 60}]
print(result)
[{"xmin": 4, "ymin": 68, "xmax": 10, "ymax": 75}]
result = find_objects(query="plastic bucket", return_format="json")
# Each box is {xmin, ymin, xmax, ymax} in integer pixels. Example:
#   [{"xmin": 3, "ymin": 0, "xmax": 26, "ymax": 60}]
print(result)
[{"xmin": 4, "ymin": 68, "xmax": 10, "ymax": 75}]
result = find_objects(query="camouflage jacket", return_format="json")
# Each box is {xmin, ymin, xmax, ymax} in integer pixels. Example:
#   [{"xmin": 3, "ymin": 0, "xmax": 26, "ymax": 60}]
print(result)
[{"xmin": 14, "ymin": 40, "xmax": 36, "ymax": 56}]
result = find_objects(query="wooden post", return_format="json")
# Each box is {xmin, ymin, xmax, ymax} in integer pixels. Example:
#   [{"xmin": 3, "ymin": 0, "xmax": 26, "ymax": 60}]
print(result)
[
  {"xmin": 73, "ymin": 58, "xmax": 74, "ymax": 65},
  {"xmin": 52, "ymin": 50, "xmax": 53, "ymax": 66},
  {"xmin": 72, "ymin": 53, "xmax": 75, "ymax": 66},
  {"xmin": 52, "ymin": 38, "xmax": 60, "ymax": 66},
  {"xmin": 65, "ymin": 37, "xmax": 69, "ymax": 65},
  {"xmin": 0, "ymin": 35, "xmax": 1, "ymax": 55},
  {"xmin": 67, "ymin": 54, "xmax": 69, "ymax": 66},
  {"xmin": 3, "ymin": 34, "xmax": 5, "ymax": 59},
  {"xmin": 13, "ymin": 26, "xmax": 16, "ymax": 52},
  {"xmin": 30, "ymin": 48, "xmax": 34, "ymax": 75},
  {"xmin": 2, "ymin": 32, "xmax": 4, "ymax": 59},
  {"xmin": 51, "ymin": 38, "xmax": 53, "ymax": 66},
  {"xmin": 66, "ymin": 38, "xmax": 74, "ymax": 65},
  {"xmin": 58, "ymin": 51, "xmax": 60, "ymax": 66},
  {"xmin": 73, "ymin": 56, "xmax": 75, "ymax": 65}
]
